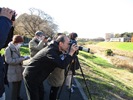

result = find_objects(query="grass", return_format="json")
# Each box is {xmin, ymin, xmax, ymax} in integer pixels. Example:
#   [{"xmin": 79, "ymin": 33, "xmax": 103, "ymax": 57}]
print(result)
[
  {"xmin": 0, "ymin": 46, "xmax": 30, "ymax": 56},
  {"xmin": 85, "ymin": 42, "xmax": 133, "ymax": 71},
  {"xmin": 97, "ymin": 42, "xmax": 133, "ymax": 51},
  {"xmin": 76, "ymin": 51, "xmax": 133, "ymax": 100},
  {"xmin": 20, "ymin": 46, "xmax": 30, "ymax": 56},
  {"xmin": 0, "ymin": 49, "xmax": 4, "ymax": 55}
]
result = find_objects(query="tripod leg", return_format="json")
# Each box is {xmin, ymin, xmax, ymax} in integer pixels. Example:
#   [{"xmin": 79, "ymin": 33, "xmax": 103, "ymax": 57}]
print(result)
[
  {"xmin": 49, "ymin": 87, "xmax": 59, "ymax": 100},
  {"xmin": 67, "ymin": 70, "xmax": 73, "ymax": 100},
  {"xmin": 79, "ymin": 65, "xmax": 92, "ymax": 100},
  {"xmin": 66, "ymin": 71, "xmax": 72, "ymax": 88}
]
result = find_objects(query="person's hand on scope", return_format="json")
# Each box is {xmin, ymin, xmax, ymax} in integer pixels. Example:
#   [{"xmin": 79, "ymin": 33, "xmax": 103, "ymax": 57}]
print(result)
[
  {"xmin": 0, "ymin": 7, "xmax": 16, "ymax": 20},
  {"xmin": 68, "ymin": 43, "xmax": 78, "ymax": 56}
]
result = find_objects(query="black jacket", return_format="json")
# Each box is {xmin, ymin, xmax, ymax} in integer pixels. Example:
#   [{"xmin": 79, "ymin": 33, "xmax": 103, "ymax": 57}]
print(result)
[{"xmin": 23, "ymin": 41, "xmax": 73, "ymax": 84}]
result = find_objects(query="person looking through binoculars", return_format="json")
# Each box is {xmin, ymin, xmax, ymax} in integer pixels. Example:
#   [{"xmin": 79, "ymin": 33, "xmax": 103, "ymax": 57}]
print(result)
[{"xmin": 29, "ymin": 31, "xmax": 48, "ymax": 58}]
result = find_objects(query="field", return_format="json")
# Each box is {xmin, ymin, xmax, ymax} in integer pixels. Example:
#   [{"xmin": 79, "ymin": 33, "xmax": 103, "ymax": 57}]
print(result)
[
  {"xmin": 82, "ymin": 42, "xmax": 133, "ymax": 57},
  {"xmin": 97, "ymin": 42, "xmax": 133, "ymax": 51},
  {"xmin": 76, "ymin": 51, "xmax": 133, "ymax": 100},
  {"xmin": 75, "ymin": 42, "xmax": 133, "ymax": 100}
]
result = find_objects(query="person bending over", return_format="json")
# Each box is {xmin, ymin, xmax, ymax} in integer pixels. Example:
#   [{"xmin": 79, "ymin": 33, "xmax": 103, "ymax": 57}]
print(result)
[
  {"xmin": 47, "ymin": 33, "xmax": 66, "ymax": 100},
  {"xmin": 23, "ymin": 35, "xmax": 78, "ymax": 100}
]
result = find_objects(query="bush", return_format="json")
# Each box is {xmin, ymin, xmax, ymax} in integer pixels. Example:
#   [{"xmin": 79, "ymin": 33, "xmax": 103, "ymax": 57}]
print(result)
[{"xmin": 105, "ymin": 49, "xmax": 113, "ymax": 56}]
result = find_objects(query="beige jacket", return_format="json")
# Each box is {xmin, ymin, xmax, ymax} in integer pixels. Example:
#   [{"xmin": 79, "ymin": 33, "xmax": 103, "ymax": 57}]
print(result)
[
  {"xmin": 5, "ymin": 42, "xmax": 24, "ymax": 82},
  {"xmin": 48, "ymin": 68, "xmax": 65, "ymax": 87}
]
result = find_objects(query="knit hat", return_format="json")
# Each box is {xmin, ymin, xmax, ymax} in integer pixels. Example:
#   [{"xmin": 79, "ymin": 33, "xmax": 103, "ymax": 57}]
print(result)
[
  {"xmin": 12, "ymin": 35, "xmax": 24, "ymax": 43},
  {"xmin": 35, "ymin": 31, "xmax": 44, "ymax": 36}
]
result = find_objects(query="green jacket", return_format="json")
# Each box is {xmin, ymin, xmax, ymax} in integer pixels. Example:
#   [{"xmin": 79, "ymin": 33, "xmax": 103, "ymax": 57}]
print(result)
[{"xmin": 29, "ymin": 37, "xmax": 47, "ymax": 57}]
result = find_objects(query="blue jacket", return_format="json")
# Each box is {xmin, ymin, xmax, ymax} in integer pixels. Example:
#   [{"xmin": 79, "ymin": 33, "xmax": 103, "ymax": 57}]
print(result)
[
  {"xmin": 0, "ymin": 16, "xmax": 12, "ymax": 49},
  {"xmin": 0, "ymin": 16, "xmax": 12, "ymax": 97}
]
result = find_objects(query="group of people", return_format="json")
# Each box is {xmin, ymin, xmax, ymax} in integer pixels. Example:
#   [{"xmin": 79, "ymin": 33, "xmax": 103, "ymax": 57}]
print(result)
[
  {"xmin": 25, "ymin": 31, "xmax": 80, "ymax": 100},
  {"xmin": 0, "ymin": 7, "xmax": 80, "ymax": 100}
]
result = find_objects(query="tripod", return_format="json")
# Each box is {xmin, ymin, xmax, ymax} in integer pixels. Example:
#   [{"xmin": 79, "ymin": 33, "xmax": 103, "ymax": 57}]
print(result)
[{"xmin": 56, "ymin": 57, "xmax": 92, "ymax": 100}]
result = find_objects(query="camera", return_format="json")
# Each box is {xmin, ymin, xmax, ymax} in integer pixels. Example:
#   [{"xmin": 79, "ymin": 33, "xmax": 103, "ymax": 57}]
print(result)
[
  {"xmin": 0, "ymin": 7, "xmax": 16, "ymax": 21},
  {"xmin": 47, "ymin": 37, "xmax": 52, "ymax": 42},
  {"xmin": 45, "ymin": 36, "xmax": 52, "ymax": 42},
  {"xmin": 69, "ymin": 40, "xmax": 90, "ymax": 53},
  {"xmin": 44, "ymin": 36, "xmax": 49, "ymax": 39}
]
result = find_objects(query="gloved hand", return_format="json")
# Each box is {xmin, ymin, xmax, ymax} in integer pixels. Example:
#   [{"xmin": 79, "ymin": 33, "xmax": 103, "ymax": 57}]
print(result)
[{"xmin": 23, "ymin": 56, "xmax": 30, "ymax": 60}]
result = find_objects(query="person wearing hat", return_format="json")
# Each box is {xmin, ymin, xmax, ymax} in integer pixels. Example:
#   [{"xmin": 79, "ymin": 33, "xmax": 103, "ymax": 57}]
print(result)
[
  {"xmin": 4, "ymin": 35, "xmax": 28, "ymax": 100},
  {"xmin": 28, "ymin": 31, "xmax": 48, "ymax": 99},
  {"xmin": 29, "ymin": 31, "xmax": 48, "ymax": 57}
]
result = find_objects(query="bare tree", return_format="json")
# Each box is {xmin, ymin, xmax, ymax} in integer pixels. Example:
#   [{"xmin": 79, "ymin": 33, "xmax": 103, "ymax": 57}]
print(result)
[{"xmin": 15, "ymin": 8, "xmax": 58, "ymax": 38}]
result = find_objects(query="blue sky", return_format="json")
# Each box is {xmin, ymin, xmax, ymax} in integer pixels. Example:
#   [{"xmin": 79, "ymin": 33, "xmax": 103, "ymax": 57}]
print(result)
[{"xmin": 1, "ymin": 0, "xmax": 133, "ymax": 38}]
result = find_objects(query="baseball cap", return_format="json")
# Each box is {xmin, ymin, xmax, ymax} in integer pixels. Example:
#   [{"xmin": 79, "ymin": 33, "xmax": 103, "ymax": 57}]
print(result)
[{"xmin": 35, "ymin": 31, "xmax": 44, "ymax": 36}]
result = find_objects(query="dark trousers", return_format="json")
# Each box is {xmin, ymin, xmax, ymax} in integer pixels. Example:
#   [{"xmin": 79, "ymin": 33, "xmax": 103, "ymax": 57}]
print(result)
[
  {"xmin": 49, "ymin": 86, "xmax": 59, "ymax": 100},
  {"xmin": 0, "ymin": 56, "xmax": 5, "ymax": 97},
  {"xmin": 11, "ymin": 81, "xmax": 21, "ymax": 100},
  {"xmin": 23, "ymin": 77, "xmax": 44, "ymax": 100}
]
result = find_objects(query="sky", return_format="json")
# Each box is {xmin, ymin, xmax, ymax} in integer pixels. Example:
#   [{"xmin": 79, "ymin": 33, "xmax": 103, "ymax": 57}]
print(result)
[{"xmin": 1, "ymin": 0, "xmax": 133, "ymax": 38}]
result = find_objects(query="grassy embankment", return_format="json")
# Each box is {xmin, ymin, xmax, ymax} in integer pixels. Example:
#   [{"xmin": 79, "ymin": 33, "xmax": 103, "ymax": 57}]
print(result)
[
  {"xmin": 76, "ymin": 42, "xmax": 133, "ymax": 100},
  {"xmin": 77, "ymin": 51, "xmax": 133, "ymax": 100},
  {"xmin": 84, "ymin": 42, "xmax": 133, "ymax": 57},
  {"xmin": 97, "ymin": 42, "xmax": 133, "ymax": 51},
  {"xmin": 82, "ymin": 42, "xmax": 133, "ymax": 72}
]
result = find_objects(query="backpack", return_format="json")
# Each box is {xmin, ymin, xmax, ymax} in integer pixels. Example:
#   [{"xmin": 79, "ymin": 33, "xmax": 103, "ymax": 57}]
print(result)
[{"xmin": 3, "ymin": 47, "xmax": 12, "ymax": 86}]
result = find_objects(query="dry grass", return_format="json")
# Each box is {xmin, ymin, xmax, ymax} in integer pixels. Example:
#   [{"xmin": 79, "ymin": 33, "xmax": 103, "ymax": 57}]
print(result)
[
  {"xmin": 84, "ymin": 44, "xmax": 133, "ymax": 72},
  {"xmin": 110, "ymin": 57, "xmax": 133, "ymax": 72},
  {"xmin": 103, "ymin": 68, "xmax": 133, "ymax": 88},
  {"xmin": 77, "ymin": 52, "xmax": 133, "ymax": 100}
]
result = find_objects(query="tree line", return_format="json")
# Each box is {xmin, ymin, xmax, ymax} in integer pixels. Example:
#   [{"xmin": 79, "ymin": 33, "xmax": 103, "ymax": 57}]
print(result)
[
  {"xmin": 14, "ymin": 8, "xmax": 58, "ymax": 39},
  {"xmin": 115, "ymin": 32, "xmax": 133, "ymax": 38}
]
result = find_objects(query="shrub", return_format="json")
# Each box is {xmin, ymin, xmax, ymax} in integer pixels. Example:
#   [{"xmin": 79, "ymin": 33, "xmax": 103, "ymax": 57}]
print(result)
[{"xmin": 105, "ymin": 49, "xmax": 113, "ymax": 56}]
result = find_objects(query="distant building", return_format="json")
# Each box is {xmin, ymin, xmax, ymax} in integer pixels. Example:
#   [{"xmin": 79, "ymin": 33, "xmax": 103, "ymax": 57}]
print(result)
[
  {"xmin": 105, "ymin": 33, "xmax": 114, "ymax": 41},
  {"xmin": 110, "ymin": 37, "xmax": 131, "ymax": 42}
]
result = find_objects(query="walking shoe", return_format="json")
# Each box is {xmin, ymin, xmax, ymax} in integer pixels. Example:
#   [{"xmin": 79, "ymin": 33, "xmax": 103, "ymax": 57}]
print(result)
[
  {"xmin": 66, "ymin": 86, "xmax": 74, "ymax": 93},
  {"xmin": 70, "ymin": 87, "xmax": 74, "ymax": 93},
  {"xmin": 72, "ymin": 84, "xmax": 77, "ymax": 88}
]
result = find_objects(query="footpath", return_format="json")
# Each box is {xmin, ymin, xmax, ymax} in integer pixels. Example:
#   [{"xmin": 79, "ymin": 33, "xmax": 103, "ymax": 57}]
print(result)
[{"xmin": 5, "ymin": 78, "xmax": 88, "ymax": 100}]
